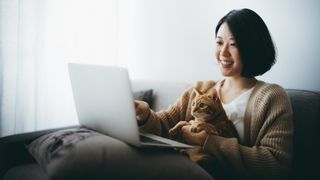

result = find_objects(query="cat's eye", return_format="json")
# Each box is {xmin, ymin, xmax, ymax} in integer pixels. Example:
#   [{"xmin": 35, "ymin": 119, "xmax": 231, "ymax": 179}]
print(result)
[
  {"xmin": 192, "ymin": 101, "xmax": 195, "ymax": 106},
  {"xmin": 199, "ymin": 102, "xmax": 206, "ymax": 109}
]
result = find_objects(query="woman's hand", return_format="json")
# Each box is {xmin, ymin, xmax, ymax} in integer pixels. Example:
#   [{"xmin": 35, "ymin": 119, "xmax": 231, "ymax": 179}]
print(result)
[
  {"xmin": 134, "ymin": 100, "xmax": 151, "ymax": 124},
  {"xmin": 181, "ymin": 125, "xmax": 208, "ymax": 146}
]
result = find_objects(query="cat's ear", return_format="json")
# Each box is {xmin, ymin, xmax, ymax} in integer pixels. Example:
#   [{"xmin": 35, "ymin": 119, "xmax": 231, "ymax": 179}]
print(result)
[
  {"xmin": 193, "ymin": 88, "xmax": 203, "ymax": 96},
  {"xmin": 208, "ymin": 95, "xmax": 218, "ymax": 102},
  {"xmin": 207, "ymin": 89, "xmax": 219, "ymax": 101}
]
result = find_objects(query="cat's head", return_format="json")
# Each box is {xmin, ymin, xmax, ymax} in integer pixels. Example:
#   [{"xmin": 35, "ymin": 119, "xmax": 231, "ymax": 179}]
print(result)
[{"xmin": 191, "ymin": 88, "xmax": 223, "ymax": 121}]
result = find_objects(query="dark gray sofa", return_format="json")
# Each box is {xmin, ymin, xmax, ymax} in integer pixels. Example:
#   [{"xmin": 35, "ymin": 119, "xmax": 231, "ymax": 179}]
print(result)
[{"xmin": 1, "ymin": 80, "xmax": 319, "ymax": 180}]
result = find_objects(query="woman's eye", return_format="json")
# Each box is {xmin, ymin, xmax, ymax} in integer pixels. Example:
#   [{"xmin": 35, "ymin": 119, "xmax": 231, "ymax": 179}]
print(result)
[
  {"xmin": 230, "ymin": 42, "xmax": 237, "ymax": 47},
  {"xmin": 216, "ymin": 41, "xmax": 223, "ymax": 46}
]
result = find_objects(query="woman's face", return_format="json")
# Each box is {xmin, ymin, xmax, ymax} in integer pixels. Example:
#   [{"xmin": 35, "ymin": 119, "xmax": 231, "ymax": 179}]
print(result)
[{"xmin": 215, "ymin": 23, "xmax": 243, "ymax": 77}]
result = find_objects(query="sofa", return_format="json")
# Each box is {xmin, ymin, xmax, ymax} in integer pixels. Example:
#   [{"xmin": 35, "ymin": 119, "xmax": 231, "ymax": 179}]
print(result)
[{"xmin": 0, "ymin": 80, "xmax": 319, "ymax": 180}]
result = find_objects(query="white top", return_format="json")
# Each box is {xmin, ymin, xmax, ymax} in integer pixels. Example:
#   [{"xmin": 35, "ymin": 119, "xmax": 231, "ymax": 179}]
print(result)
[{"xmin": 222, "ymin": 87, "xmax": 254, "ymax": 144}]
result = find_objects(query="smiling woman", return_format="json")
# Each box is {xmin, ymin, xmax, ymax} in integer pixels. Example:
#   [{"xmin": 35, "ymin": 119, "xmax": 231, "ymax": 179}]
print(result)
[
  {"xmin": 215, "ymin": 9, "xmax": 276, "ymax": 78},
  {"xmin": 135, "ymin": 8, "xmax": 293, "ymax": 179}
]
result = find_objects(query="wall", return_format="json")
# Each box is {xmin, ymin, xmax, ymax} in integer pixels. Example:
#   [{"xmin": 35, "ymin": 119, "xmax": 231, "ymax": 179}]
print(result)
[{"xmin": 118, "ymin": 0, "xmax": 320, "ymax": 91}]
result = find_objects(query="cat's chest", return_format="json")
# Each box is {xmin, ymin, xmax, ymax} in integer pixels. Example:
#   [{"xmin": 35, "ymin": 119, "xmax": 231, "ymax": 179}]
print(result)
[{"xmin": 189, "ymin": 118, "xmax": 206, "ymax": 125}]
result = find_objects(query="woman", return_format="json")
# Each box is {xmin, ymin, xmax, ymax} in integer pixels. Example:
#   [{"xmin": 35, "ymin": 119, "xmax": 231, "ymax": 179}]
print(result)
[{"xmin": 135, "ymin": 8, "xmax": 293, "ymax": 179}]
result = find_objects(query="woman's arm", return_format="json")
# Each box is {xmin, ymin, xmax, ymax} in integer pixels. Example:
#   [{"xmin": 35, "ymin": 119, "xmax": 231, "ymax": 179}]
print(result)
[{"xmin": 139, "ymin": 86, "xmax": 193, "ymax": 137}]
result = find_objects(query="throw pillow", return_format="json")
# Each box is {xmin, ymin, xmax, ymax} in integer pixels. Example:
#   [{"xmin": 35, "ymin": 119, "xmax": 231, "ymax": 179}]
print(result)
[
  {"xmin": 133, "ymin": 89, "xmax": 153, "ymax": 108},
  {"xmin": 26, "ymin": 128, "xmax": 98, "ymax": 171},
  {"xmin": 26, "ymin": 128, "xmax": 213, "ymax": 180}
]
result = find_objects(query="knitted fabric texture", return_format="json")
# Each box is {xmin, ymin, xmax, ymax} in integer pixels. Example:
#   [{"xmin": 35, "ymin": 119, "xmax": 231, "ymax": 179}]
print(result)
[{"xmin": 140, "ymin": 80, "xmax": 293, "ymax": 179}]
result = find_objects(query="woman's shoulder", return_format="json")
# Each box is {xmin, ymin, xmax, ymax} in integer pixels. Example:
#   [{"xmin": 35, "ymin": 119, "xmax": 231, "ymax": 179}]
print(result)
[
  {"xmin": 252, "ymin": 80, "xmax": 290, "ymax": 102},
  {"xmin": 254, "ymin": 80, "xmax": 286, "ymax": 94},
  {"xmin": 246, "ymin": 81, "xmax": 293, "ymax": 120}
]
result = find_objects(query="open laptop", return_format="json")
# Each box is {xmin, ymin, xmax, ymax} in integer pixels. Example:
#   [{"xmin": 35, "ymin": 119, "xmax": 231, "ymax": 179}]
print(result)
[{"xmin": 68, "ymin": 63, "xmax": 193, "ymax": 148}]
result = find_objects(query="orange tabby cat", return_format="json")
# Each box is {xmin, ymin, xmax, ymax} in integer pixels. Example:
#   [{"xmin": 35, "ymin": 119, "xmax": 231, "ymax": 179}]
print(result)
[{"xmin": 168, "ymin": 87, "xmax": 238, "ymax": 164}]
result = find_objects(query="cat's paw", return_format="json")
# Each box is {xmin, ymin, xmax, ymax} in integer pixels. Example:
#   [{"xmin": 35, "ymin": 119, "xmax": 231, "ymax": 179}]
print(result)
[
  {"xmin": 168, "ymin": 128, "xmax": 178, "ymax": 139},
  {"xmin": 190, "ymin": 126, "xmax": 202, "ymax": 133},
  {"xmin": 190, "ymin": 126, "xmax": 197, "ymax": 133}
]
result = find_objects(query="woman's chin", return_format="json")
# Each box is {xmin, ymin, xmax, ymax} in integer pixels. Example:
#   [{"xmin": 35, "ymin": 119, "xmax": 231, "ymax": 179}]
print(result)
[{"xmin": 220, "ymin": 69, "xmax": 232, "ymax": 76}]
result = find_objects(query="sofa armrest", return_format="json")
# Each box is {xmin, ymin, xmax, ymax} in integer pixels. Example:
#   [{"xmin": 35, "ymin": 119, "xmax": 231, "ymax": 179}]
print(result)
[{"xmin": 0, "ymin": 125, "xmax": 80, "ymax": 178}]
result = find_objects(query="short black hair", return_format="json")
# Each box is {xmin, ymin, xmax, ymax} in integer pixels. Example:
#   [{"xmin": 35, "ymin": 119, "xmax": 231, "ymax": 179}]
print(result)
[{"xmin": 215, "ymin": 8, "xmax": 276, "ymax": 78}]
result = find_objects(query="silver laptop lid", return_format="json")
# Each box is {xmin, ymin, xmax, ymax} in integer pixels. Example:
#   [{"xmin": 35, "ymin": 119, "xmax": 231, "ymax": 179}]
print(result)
[{"xmin": 68, "ymin": 63, "xmax": 140, "ymax": 146}]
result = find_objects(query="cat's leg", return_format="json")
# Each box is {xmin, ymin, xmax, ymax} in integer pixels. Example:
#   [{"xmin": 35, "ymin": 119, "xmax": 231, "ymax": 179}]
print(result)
[
  {"xmin": 185, "ymin": 147, "xmax": 216, "ymax": 176},
  {"xmin": 185, "ymin": 147, "xmax": 213, "ymax": 163},
  {"xmin": 190, "ymin": 121, "xmax": 207, "ymax": 133},
  {"xmin": 168, "ymin": 121, "xmax": 190, "ymax": 139}
]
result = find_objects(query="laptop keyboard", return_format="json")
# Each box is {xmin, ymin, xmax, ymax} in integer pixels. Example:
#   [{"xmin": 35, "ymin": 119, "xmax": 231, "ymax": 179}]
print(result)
[{"xmin": 140, "ymin": 135, "xmax": 169, "ymax": 145}]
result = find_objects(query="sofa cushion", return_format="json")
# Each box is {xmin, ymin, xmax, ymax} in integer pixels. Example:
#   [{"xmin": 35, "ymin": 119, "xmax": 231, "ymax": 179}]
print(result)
[
  {"xmin": 286, "ymin": 89, "xmax": 320, "ymax": 179},
  {"xmin": 26, "ymin": 128, "xmax": 213, "ymax": 180},
  {"xmin": 133, "ymin": 89, "xmax": 153, "ymax": 106},
  {"xmin": 27, "ymin": 128, "xmax": 96, "ymax": 173},
  {"xmin": 132, "ymin": 80, "xmax": 190, "ymax": 111},
  {"xmin": 3, "ymin": 163, "xmax": 45, "ymax": 180}
]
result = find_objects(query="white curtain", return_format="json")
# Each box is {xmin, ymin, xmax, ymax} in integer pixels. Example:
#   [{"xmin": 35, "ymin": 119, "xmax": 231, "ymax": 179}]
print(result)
[{"xmin": 0, "ymin": 0, "xmax": 121, "ymax": 137}]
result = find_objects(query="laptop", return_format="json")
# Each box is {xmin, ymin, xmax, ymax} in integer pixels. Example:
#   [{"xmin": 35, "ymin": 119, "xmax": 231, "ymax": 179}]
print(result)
[{"xmin": 68, "ymin": 63, "xmax": 193, "ymax": 148}]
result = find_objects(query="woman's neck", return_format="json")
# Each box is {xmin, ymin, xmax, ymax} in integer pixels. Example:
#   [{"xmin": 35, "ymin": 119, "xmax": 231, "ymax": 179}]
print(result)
[
  {"xmin": 218, "ymin": 76, "xmax": 257, "ymax": 104},
  {"xmin": 223, "ymin": 76, "xmax": 257, "ymax": 91}
]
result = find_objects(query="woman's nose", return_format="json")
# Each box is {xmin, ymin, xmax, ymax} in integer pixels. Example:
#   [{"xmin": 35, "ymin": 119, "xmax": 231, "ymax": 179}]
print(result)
[{"xmin": 220, "ymin": 44, "xmax": 230, "ymax": 57}]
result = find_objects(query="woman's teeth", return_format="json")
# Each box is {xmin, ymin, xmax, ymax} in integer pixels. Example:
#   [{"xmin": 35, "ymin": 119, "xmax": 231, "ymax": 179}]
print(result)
[{"xmin": 220, "ymin": 60, "xmax": 233, "ymax": 65}]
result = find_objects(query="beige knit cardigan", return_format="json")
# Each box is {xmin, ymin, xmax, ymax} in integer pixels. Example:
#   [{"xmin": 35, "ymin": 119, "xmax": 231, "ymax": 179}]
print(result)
[{"xmin": 140, "ymin": 80, "xmax": 293, "ymax": 179}]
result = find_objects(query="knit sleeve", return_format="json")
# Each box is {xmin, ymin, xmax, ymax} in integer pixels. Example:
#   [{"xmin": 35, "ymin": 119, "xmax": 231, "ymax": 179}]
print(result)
[
  {"xmin": 139, "ymin": 85, "xmax": 194, "ymax": 137},
  {"xmin": 203, "ymin": 84, "xmax": 293, "ymax": 179}
]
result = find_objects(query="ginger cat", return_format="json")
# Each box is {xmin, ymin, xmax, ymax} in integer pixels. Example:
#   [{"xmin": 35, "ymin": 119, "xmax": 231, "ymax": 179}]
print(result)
[{"xmin": 168, "ymin": 88, "xmax": 238, "ymax": 166}]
